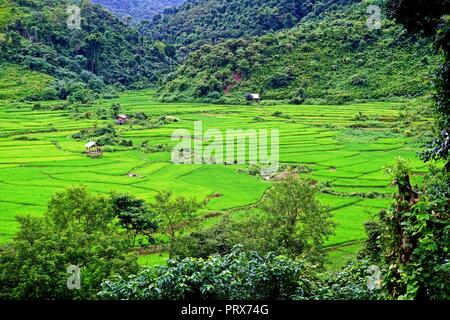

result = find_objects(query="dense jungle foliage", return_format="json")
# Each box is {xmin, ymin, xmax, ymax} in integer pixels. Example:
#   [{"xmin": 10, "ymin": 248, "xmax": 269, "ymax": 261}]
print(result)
[
  {"xmin": 91, "ymin": 0, "xmax": 185, "ymax": 22},
  {"xmin": 141, "ymin": 0, "xmax": 346, "ymax": 53},
  {"xmin": 156, "ymin": 0, "xmax": 438, "ymax": 104},
  {"xmin": 0, "ymin": 0, "xmax": 173, "ymax": 101}
]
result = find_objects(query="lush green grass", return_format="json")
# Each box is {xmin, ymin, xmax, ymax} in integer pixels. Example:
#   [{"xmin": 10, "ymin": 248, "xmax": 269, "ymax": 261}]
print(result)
[
  {"xmin": 0, "ymin": 64, "xmax": 54, "ymax": 100},
  {"xmin": 138, "ymin": 253, "xmax": 169, "ymax": 267},
  {"xmin": 325, "ymin": 242, "xmax": 365, "ymax": 271},
  {"xmin": 0, "ymin": 90, "xmax": 428, "ymax": 267}
]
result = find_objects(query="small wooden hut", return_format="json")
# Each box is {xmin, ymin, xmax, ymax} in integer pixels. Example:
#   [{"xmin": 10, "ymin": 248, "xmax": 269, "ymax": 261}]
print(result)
[
  {"xmin": 85, "ymin": 141, "xmax": 102, "ymax": 158},
  {"xmin": 116, "ymin": 114, "xmax": 129, "ymax": 125},
  {"xmin": 245, "ymin": 93, "xmax": 261, "ymax": 103}
]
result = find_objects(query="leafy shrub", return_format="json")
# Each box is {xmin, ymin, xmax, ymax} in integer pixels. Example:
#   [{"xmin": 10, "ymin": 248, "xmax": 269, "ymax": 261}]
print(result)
[
  {"xmin": 350, "ymin": 74, "xmax": 368, "ymax": 86},
  {"xmin": 51, "ymin": 103, "xmax": 69, "ymax": 111},
  {"xmin": 172, "ymin": 217, "xmax": 235, "ymax": 259},
  {"xmin": 13, "ymin": 136, "xmax": 38, "ymax": 141},
  {"xmin": 253, "ymin": 116, "xmax": 266, "ymax": 122},
  {"xmin": 31, "ymin": 103, "xmax": 42, "ymax": 111},
  {"xmin": 94, "ymin": 126, "xmax": 116, "ymax": 137},
  {"xmin": 258, "ymin": 174, "xmax": 335, "ymax": 263},
  {"xmin": 289, "ymin": 97, "xmax": 305, "ymax": 105},
  {"xmin": 99, "ymin": 246, "xmax": 317, "ymax": 300},
  {"xmin": 267, "ymin": 72, "xmax": 294, "ymax": 88},
  {"xmin": 96, "ymin": 135, "xmax": 116, "ymax": 146},
  {"xmin": 134, "ymin": 112, "xmax": 148, "ymax": 120},
  {"xmin": 272, "ymin": 111, "xmax": 284, "ymax": 117},
  {"xmin": 140, "ymin": 143, "xmax": 170, "ymax": 153},
  {"xmin": 68, "ymin": 89, "xmax": 97, "ymax": 104},
  {"xmin": 102, "ymin": 91, "xmax": 120, "ymax": 99},
  {"xmin": 102, "ymin": 146, "xmax": 117, "ymax": 153},
  {"xmin": 119, "ymin": 139, "xmax": 133, "ymax": 147},
  {"xmin": 305, "ymin": 260, "xmax": 385, "ymax": 300},
  {"xmin": 354, "ymin": 112, "xmax": 369, "ymax": 122},
  {"xmin": 174, "ymin": 174, "xmax": 335, "ymax": 265}
]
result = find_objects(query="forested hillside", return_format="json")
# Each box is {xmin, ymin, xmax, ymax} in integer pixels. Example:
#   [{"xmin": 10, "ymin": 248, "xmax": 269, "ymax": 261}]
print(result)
[
  {"xmin": 0, "ymin": 0, "xmax": 438, "ymax": 104},
  {"xmin": 141, "ymin": 0, "xmax": 340, "ymax": 54},
  {"xmin": 157, "ymin": 0, "xmax": 438, "ymax": 103},
  {"xmin": 0, "ymin": 0, "xmax": 172, "ymax": 101},
  {"xmin": 92, "ymin": 0, "xmax": 185, "ymax": 22}
]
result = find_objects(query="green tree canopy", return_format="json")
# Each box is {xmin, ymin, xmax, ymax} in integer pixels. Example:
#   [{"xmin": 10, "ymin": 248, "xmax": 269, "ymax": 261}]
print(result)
[
  {"xmin": 0, "ymin": 186, "xmax": 137, "ymax": 300},
  {"xmin": 387, "ymin": 0, "xmax": 450, "ymax": 169}
]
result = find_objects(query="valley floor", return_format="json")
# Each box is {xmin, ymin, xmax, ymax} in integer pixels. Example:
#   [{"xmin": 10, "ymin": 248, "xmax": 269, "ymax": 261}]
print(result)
[{"xmin": 0, "ymin": 90, "xmax": 428, "ymax": 268}]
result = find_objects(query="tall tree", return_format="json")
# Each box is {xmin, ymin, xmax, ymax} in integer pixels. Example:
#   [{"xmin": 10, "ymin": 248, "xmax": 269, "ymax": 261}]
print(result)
[
  {"xmin": 111, "ymin": 193, "xmax": 159, "ymax": 246},
  {"xmin": 371, "ymin": 159, "xmax": 450, "ymax": 300},
  {"xmin": 387, "ymin": 0, "xmax": 450, "ymax": 170},
  {"xmin": 259, "ymin": 173, "xmax": 335, "ymax": 263},
  {"xmin": 151, "ymin": 191, "xmax": 200, "ymax": 257}
]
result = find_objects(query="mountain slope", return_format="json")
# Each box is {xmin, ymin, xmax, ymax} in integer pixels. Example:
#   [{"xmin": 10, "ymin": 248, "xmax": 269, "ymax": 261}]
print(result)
[
  {"xmin": 141, "ymin": 0, "xmax": 339, "ymax": 54},
  {"xmin": 156, "ymin": 0, "xmax": 438, "ymax": 104},
  {"xmin": 0, "ymin": 0, "xmax": 171, "ymax": 101},
  {"xmin": 91, "ymin": 0, "xmax": 185, "ymax": 22},
  {"xmin": 0, "ymin": 63, "xmax": 54, "ymax": 100}
]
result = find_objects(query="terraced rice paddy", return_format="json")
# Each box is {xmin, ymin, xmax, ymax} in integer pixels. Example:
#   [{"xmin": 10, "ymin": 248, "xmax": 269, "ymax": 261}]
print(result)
[{"xmin": 0, "ymin": 90, "xmax": 428, "ymax": 266}]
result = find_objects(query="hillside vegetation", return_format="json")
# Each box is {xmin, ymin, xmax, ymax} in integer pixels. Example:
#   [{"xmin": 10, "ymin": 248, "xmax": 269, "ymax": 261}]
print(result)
[
  {"xmin": 92, "ymin": 0, "xmax": 185, "ymax": 22},
  {"xmin": 0, "ymin": 0, "xmax": 439, "ymax": 104},
  {"xmin": 141, "ymin": 0, "xmax": 340, "ymax": 54},
  {"xmin": 0, "ymin": 0, "xmax": 15, "ymax": 28},
  {"xmin": 0, "ymin": 63, "xmax": 54, "ymax": 100},
  {"xmin": 0, "ymin": 0, "xmax": 173, "ymax": 101},
  {"xmin": 157, "ymin": 0, "xmax": 438, "ymax": 104}
]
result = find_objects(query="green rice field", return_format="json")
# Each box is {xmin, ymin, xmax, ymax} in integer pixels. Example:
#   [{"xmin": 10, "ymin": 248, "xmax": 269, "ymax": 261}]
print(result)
[{"xmin": 0, "ymin": 90, "xmax": 428, "ymax": 267}]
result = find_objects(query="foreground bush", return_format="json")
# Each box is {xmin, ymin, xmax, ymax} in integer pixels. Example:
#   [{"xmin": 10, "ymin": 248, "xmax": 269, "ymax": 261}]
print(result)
[
  {"xmin": 99, "ymin": 246, "xmax": 317, "ymax": 300},
  {"xmin": 379, "ymin": 162, "xmax": 450, "ymax": 300},
  {"xmin": 307, "ymin": 260, "xmax": 385, "ymax": 301}
]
